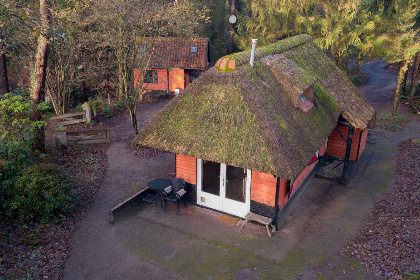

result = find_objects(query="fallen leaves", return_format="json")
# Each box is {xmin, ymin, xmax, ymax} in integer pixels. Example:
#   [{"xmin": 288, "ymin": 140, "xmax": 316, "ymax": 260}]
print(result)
[
  {"xmin": 0, "ymin": 144, "xmax": 107, "ymax": 279},
  {"xmin": 344, "ymin": 139, "xmax": 420, "ymax": 279}
]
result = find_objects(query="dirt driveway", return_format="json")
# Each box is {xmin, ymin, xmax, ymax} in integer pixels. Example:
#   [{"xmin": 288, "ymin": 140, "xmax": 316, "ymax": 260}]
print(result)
[{"xmin": 63, "ymin": 62, "xmax": 420, "ymax": 279}]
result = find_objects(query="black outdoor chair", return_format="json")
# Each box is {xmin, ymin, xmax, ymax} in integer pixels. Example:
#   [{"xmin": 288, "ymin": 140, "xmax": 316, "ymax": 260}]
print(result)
[
  {"xmin": 162, "ymin": 178, "xmax": 187, "ymax": 215},
  {"xmin": 142, "ymin": 192, "xmax": 160, "ymax": 213}
]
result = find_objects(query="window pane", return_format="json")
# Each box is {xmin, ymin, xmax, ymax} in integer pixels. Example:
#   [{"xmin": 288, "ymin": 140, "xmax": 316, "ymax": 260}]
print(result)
[
  {"xmin": 225, "ymin": 165, "xmax": 246, "ymax": 203},
  {"xmin": 202, "ymin": 160, "xmax": 220, "ymax": 196},
  {"xmin": 144, "ymin": 70, "xmax": 158, "ymax": 84}
]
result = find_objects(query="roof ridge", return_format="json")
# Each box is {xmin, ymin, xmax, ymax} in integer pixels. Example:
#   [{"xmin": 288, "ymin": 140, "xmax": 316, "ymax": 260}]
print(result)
[
  {"xmin": 141, "ymin": 37, "xmax": 209, "ymax": 40},
  {"xmin": 215, "ymin": 34, "xmax": 313, "ymax": 72}
]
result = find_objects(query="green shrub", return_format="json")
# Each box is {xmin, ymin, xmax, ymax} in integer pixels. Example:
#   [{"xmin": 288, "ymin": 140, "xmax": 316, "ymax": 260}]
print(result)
[
  {"xmin": 101, "ymin": 105, "xmax": 117, "ymax": 118},
  {"xmin": 0, "ymin": 141, "xmax": 33, "ymax": 181},
  {"xmin": 1, "ymin": 164, "xmax": 77, "ymax": 224},
  {"xmin": 378, "ymin": 113, "xmax": 407, "ymax": 131},
  {"xmin": 0, "ymin": 93, "xmax": 49, "ymax": 143},
  {"xmin": 349, "ymin": 76, "xmax": 363, "ymax": 86}
]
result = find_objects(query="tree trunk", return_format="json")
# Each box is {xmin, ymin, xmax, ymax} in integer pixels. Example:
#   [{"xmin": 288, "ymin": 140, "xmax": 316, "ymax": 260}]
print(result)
[
  {"xmin": 104, "ymin": 46, "xmax": 111, "ymax": 104},
  {"xmin": 0, "ymin": 32, "xmax": 10, "ymax": 94},
  {"xmin": 357, "ymin": 56, "xmax": 364, "ymax": 74},
  {"xmin": 392, "ymin": 61, "xmax": 409, "ymax": 116},
  {"xmin": 32, "ymin": 0, "xmax": 51, "ymax": 102},
  {"xmin": 30, "ymin": 0, "xmax": 51, "ymax": 152},
  {"xmin": 409, "ymin": 52, "xmax": 420, "ymax": 96},
  {"xmin": 118, "ymin": 64, "xmax": 124, "ymax": 102},
  {"xmin": 0, "ymin": 51, "xmax": 9, "ymax": 94},
  {"xmin": 81, "ymin": 81, "xmax": 87, "ymax": 102},
  {"xmin": 227, "ymin": 0, "xmax": 236, "ymax": 55},
  {"xmin": 402, "ymin": 69, "xmax": 408, "ymax": 95},
  {"xmin": 129, "ymin": 108, "xmax": 138, "ymax": 135}
]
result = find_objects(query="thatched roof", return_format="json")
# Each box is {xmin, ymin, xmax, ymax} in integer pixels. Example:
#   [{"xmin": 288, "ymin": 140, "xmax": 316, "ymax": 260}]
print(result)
[{"xmin": 134, "ymin": 35, "xmax": 375, "ymax": 180}]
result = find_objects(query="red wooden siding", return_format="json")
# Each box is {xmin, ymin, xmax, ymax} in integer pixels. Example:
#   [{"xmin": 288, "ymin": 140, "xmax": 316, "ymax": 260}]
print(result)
[
  {"xmin": 277, "ymin": 178, "xmax": 289, "ymax": 209},
  {"xmin": 184, "ymin": 70, "xmax": 190, "ymax": 88},
  {"xmin": 250, "ymin": 171, "xmax": 277, "ymax": 207},
  {"xmin": 169, "ymin": 69, "xmax": 185, "ymax": 92},
  {"xmin": 134, "ymin": 68, "xmax": 168, "ymax": 91},
  {"xmin": 277, "ymin": 141, "xmax": 328, "ymax": 209},
  {"xmin": 134, "ymin": 68, "xmax": 188, "ymax": 92},
  {"xmin": 327, "ymin": 124, "xmax": 368, "ymax": 161},
  {"xmin": 176, "ymin": 154, "xmax": 196, "ymax": 185},
  {"xmin": 357, "ymin": 129, "xmax": 368, "ymax": 160}
]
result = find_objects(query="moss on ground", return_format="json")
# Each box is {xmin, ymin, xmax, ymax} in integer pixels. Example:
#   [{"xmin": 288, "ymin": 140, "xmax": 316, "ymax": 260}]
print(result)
[{"xmin": 122, "ymin": 218, "xmax": 312, "ymax": 280}]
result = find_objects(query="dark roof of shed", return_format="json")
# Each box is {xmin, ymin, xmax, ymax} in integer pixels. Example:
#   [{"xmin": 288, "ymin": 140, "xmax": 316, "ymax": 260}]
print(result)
[
  {"xmin": 139, "ymin": 37, "xmax": 209, "ymax": 70},
  {"xmin": 134, "ymin": 35, "xmax": 375, "ymax": 180}
]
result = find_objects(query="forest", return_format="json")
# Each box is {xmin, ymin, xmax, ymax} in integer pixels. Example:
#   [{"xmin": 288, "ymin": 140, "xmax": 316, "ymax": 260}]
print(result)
[{"xmin": 0, "ymin": 0, "xmax": 419, "ymax": 279}]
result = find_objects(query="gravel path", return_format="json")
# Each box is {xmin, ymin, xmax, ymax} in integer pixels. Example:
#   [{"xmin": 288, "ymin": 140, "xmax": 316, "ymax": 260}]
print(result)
[
  {"xmin": 62, "ymin": 100, "xmax": 177, "ymax": 280},
  {"xmin": 359, "ymin": 59, "xmax": 397, "ymax": 103}
]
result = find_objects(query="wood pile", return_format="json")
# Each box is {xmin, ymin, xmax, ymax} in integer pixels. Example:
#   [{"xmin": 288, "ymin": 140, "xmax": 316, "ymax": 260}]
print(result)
[{"xmin": 402, "ymin": 96, "xmax": 420, "ymax": 114}]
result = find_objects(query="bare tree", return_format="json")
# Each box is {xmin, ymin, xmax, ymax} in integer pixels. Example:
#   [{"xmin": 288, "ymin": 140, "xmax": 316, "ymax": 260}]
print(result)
[
  {"xmin": 32, "ymin": 0, "xmax": 51, "ymax": 102},
  {"xmin": 46, "ymin": 36, "xmax": 77, "ymax": 115}
]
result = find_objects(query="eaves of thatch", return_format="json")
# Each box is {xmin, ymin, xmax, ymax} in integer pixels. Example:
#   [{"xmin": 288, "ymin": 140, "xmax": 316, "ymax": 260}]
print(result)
[{"xmin": 134, "ymin": 35, "xmax": 375, "ymax": 180}]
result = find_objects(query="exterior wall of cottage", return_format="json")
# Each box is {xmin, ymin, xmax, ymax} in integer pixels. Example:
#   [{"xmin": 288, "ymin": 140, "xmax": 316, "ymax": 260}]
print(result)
[
  {"xmin": 175, "ymin": 139, "xmax": 327, "ymax": 218},
  {"xmin": 184, "ymin": 70, "xmax": 190, "ymax": 88},
  {"xmin": 250, "ymin": 171, "xmax": 277, "ymax": 207},
  {"xmin": 278, "ymin": 141, "xmax": 327, "ymax": 206},
  {"xmin": 168, "ymin": 69, "xmax": 185, "ymax": 92},
  {"xmin": 327, "ymin": 124, "xmax": 369, "ymax": 161},
  {"xmin": 134, "ymin": 68, "xmax": 189, "ymax": 92},
  {"xmin": 134, "ymin": 68, "xmax": 168, "ymax": 91},
  {"xmin": 357, "ymin": 129, "xmax": 369, "ymax": 160},
  {"xmin": 175, "ymin": 154, "xmax": 197, "ymax": 185}
]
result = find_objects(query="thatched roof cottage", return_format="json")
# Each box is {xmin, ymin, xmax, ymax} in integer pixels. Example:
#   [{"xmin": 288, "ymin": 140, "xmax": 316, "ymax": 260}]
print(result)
[{"xmin": 135, "ymin": 34, "xmax": 375, "ymax": 223}]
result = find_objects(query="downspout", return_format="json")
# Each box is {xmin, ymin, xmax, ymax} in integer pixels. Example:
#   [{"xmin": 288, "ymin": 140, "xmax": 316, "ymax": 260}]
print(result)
[
  {"xmin": 250, "ymin": 39, "xmax": 258, "ymax": 68},
  {"xmin": 274, "ymin": 177, "xmax": 280, "ymax": 231}
]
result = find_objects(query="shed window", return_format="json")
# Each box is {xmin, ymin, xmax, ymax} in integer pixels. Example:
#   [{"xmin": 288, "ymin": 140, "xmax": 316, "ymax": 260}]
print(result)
[
  {"xmin": 191, "ymin": 46, "xmax": 197, "ymax": 54},
  {"xmin": 139, "ymin": 45, "xmax": 146, "ymax": 52},
  {"xmin": 144, "ymin": 70, "xmax": 158, "ymax": 84}
]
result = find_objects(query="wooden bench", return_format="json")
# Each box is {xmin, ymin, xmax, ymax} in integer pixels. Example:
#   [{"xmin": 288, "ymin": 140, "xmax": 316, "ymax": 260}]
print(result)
[{"xmin": 241, "ymin": 212, "xmax": 276, "ymax": 237}]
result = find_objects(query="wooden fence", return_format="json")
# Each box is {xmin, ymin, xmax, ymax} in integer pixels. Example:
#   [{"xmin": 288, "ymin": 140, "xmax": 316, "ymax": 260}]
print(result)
[
  {"xmin": 55, "ymin": 126, "xmax": 110, "ymax": 146},
  {"xmin": 49, "ymin": 102, "xmax": 91, "ymax": 126}
]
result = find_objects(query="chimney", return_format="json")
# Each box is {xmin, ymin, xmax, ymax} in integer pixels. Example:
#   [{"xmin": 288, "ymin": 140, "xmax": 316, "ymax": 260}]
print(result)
[{"xmin": 250, "ymin": 39, "xmax": 258, "ymax": 68}]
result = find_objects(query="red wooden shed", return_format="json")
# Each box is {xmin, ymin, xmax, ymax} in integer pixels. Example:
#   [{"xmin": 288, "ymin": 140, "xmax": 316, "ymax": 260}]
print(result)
[
  {"xmin": 134, "ymin": 34, "xmax": 376, "ymax": 224},
  {"xmin": 134, "ymin": 37, "xmax": 210, "ymax": 93}
]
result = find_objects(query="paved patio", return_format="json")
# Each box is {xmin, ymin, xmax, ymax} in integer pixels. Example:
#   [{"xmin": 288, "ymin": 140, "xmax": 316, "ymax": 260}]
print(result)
[{"xmin": 63, "ymin": 93, "xmax": 420, "ymax": 279}]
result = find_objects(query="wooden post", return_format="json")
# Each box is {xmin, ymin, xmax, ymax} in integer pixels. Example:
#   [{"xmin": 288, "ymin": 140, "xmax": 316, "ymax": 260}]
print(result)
[
  {"xmin": 341, "ymin": 124, "xmax": 354, "ymax": 182},
  {"xmin": 55, "ymin": 125, "xmax": 67, "ymax": 147},
  {"xmin": 106, "ymin": 129, "xmax": 110, "ymax": 143},
  {"xmin": 82, "ymin": 102, "xmax": 91, "ymax": 124}
]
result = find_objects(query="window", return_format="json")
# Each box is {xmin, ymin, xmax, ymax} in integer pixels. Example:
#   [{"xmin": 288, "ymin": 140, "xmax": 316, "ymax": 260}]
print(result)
[
  {"xmin": 139, "ymin": 45, "xmax": 146, "ymax": 52},
  {"xmin": 191, "ymin": 46, "xmax": 197, "ymax": 54},
  {"xmin": 299, "ymin": 93, "xmax": 314, "ymax": 112},
  {"xmin": 144, "ymin": 70, "xmax": 158, "ymax": 84}
]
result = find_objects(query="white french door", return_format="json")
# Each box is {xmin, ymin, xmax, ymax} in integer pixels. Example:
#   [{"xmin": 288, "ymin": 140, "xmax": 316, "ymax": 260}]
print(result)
[{"xmin": 197, "ymin": 159, "xmax": 251, "ymax": 218}]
